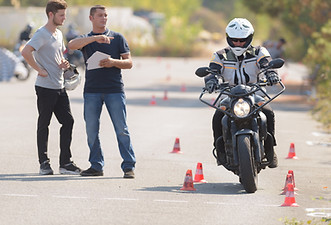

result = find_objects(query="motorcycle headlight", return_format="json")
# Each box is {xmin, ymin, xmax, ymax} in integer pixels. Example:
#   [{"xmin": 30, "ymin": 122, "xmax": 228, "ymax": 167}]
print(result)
[{"xmin": 233, "ymin": 98, "xmax": 251, "ymax": 118}]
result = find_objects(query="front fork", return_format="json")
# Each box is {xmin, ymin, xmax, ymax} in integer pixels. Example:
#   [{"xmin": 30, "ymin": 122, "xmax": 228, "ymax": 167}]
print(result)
[{"xmin": 221, "ymin": 116, "xmax": 264, "ymax": 168}]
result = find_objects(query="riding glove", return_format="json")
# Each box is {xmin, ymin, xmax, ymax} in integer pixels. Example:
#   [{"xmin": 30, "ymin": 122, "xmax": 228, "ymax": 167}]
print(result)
[
  {"xmin": 204, "ymin": 74, "xmax": 218, "ymax": 93},
  {"xmin": 258, "ymin": 57, "xmax": 269, "ymax": 69},
  {"xmin": 205, "ymin": 79, "xmax": 218, "ymax": 93},
  {"xmin": 265, "ymin": 71, "xmax": 280, "ymax": 86}
]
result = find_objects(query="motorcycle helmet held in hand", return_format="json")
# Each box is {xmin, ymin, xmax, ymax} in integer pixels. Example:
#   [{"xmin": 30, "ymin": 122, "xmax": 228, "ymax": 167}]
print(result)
[
  {"xmin": 63, "ymin": 64, "xmax": 80, "ymax": 91},
  {"xmin": 226, "ymin": 18, "xmax": 254, "ymax": 56}
]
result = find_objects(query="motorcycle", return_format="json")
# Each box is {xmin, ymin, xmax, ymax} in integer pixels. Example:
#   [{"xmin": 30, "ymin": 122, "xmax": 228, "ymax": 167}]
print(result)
[
  {"xmin": 13, "ymin": 40, "xmax": 31, "ymax": 81},
  {"xmin": 64, "ymin": 24, "xmax": 85, "ymax": 69},
  {"xmin": 11, "ymin": 24, "xmax": 34, "ymax": 81},
  {"xmin": 195, "ymin": 58, "xmax": 285, "ymax": 193},
  {"xmin": 64, "ymin": 48, "xmax": 84, "ymax": 69}
]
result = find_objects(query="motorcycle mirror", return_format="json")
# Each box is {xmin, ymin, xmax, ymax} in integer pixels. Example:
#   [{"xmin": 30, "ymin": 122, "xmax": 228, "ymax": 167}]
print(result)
[
  {"xmin": 268, "ymin": 58, "xmax": 285, "ymax": 69},
  {"xmin": 195, "ymin": 67, "xmax": 210, "ymax": 77}
]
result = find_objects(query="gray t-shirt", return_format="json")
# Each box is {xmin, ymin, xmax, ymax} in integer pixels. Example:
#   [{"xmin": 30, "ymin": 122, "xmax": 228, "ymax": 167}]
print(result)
[{"xmin": 27, "ymin": 26, "xmax": 65, "ymax": 89}]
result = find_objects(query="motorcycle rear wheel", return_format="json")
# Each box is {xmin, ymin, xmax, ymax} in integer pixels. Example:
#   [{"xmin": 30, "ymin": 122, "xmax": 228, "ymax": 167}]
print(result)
[{"xmin": 238, "ymin": 135, "xmax": 258, "ymax": 193}]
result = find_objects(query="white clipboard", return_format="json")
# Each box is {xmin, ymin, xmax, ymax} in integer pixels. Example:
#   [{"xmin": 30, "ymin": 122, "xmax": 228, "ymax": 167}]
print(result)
[{"xmin": 86, "ymin": 51, "xmax": 111, "ymax": 70}]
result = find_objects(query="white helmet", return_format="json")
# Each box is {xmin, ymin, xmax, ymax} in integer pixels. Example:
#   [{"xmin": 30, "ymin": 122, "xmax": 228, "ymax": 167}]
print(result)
[
  {"xmin": 63, "ymin": 64, "xmax": 81, "ymax": 91},
  {"xmin": 226, "ymin": 18, "xmax": 254, "ymax": 56}
]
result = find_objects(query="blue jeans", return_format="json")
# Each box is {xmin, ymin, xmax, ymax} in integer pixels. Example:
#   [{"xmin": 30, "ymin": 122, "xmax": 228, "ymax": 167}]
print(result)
[{"xmin": 84, "ymin": 93, "xmax": 136, "ymax": 172}]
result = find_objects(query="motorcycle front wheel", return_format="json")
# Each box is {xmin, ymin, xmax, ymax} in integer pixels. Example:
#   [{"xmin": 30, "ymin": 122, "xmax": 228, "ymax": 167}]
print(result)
[
  {"xmin": 237, "ymin": 135, "xmax": 258, "ymax": 193},
  {"xmin": 15, "ymin": 61, "xmax": 30, "ymax": 81}
]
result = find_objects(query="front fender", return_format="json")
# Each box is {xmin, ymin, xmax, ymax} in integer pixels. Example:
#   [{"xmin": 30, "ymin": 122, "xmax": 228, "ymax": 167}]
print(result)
[
  {"xmin": 234, "ymin": 129, "xmax": 262, "ymax": 164},
  {"xmin": 258, "ymin": 112, "xmax": 267, "ymax": 141}
]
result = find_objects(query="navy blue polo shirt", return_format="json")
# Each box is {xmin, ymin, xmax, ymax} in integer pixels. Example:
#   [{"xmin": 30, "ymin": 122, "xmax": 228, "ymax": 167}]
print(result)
[{"xmin": 80, "ymin": 29, "xmax": 130, "ymax": 93}]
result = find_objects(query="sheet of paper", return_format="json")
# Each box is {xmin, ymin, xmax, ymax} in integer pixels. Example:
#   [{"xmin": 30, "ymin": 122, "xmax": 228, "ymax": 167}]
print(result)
[{"xmin": 86, "ymin": 51, "xmax": 111, "ymax": 70}]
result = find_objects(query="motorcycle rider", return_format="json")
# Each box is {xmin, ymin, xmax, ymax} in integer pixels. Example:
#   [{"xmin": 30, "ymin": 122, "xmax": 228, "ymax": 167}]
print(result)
[
  {"xmin": 263, "ymin": 38, "xmax": 286, "ymax": 59},
  {"xmin": 64, "ymin": 23, "xmax": 84, "ymax": 67},
  {"xmin": 19, "ymin": 24, "xmax": 34, "ymax": 42},
  {"xmin": 205, "ymin": 18, "xmax": 280, "ymax": 168},
  {"xmin": 14, "ymin": 24, "xmax": 34, "ymax": 53},
  {"xmin": 65, "ymin": 23, "xmax": 79, "ymax": 42}
]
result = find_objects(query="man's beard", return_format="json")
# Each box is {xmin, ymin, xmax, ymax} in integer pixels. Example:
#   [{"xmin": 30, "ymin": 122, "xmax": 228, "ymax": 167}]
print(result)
[{"xmin": 53, "ymin": 18, "xmax": 63, "ymax": 26}]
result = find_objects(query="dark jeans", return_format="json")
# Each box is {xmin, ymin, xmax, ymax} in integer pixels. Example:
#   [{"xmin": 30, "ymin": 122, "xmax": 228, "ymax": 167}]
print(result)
[
  {"xmin": 35, "ymin": 86, "xmax": 74, "ymax": 166},
  {"xmin": 212, "ymin": 104, "xmax": 276, "ymax": 146}
]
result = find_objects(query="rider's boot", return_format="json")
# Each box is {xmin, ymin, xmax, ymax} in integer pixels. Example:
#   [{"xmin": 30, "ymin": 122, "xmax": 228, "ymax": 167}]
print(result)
[
  {"xmin": 215, "ymin": 137, "xmax": 226, "ymax": 165},
  {"xmin": 268, "ymin": 152, "xmax": 278, "ymax": 168},
  {"xmin": 265, "ymin": 133, "xmax": 278, "ymax": 168}
]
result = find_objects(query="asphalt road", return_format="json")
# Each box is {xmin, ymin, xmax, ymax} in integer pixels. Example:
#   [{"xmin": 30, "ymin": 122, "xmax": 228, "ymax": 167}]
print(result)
[{"xmin": 0, "ymin": 57, "xmax": 330, "ymax": 225}]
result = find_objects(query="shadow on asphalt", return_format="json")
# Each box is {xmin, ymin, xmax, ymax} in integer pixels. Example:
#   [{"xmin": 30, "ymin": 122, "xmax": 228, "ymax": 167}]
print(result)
[
  {"xmin": 69, "ymin": 83, "xmax": 312, "ymax": 112},
  {"xmin": 0, "ymin": 173, "xmax": 123, "ymax": 181},
  {"xmin": 272, "ymin": 102, "xmax": 312, "ymax": 112},
  {"xmin": 138, "ymin": 182, "xmax": 250, "ymax": 195},
  {"xmin": 71, "ymin": 96, "xmax": 312, "ymax": 112},
  {"xmin": 70, "ymin": 97, "xmax": 207, "ymax": 108},
  {"xmin": 125, "ymin": 84, "xmax": 203, "ymax": 93},
  {"xmin": 69, "ymin": 84, "xmax": 206, "ymax": 108}
]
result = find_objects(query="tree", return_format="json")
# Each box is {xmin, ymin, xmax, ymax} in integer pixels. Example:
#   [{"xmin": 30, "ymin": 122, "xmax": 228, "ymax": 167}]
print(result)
[
  {"xmin": 111, "ymin": 0, "xmax": 203, "ymax": 56},
  {"xmin": 243, "ymin": 0, "xmax": 331, "ymax": 50},
  {"xmin": 242, "ymin": 0, "xmax": 331, "ymax": 129},
  {"xmin": 305, "ymin": 20, "xmax": 331, "ymax": 128}
]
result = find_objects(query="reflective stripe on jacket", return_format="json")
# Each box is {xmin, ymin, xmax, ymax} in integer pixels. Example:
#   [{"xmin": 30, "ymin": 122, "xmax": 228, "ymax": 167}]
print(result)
[{"xmin": 209, "ymin": 46, "xmax": 271, "ymax": 85}]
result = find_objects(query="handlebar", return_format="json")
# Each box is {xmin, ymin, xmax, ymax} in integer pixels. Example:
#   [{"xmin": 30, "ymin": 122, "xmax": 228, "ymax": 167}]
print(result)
[{"xmin": 199, "ymin": 80, "xmax": 286, "ymax": 117}]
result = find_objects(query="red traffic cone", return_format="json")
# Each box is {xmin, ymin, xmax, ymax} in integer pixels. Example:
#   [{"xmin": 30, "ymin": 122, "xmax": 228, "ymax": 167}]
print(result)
[
  {"xmin": 287, "ymin": 170, "xmax": 299, "ymax": 191},
  {"xmin": 194, "ymin": 162, "xmax": 207, "ymax": 183},
  {"xmin": 280, "ymin": 174, "xmax": 295, "ymax": 195},
  {"xmin": 180, "ymin": 169, "xmax": 196, "ymax": 191},
  {"xmin": 281, "ymin": 183, "xmax": 299, "ymax": 207},
  {"xmin": 150, "ymin": 95, "xmax": 156, "ymax": 105},
  {"xmin": 181, "ymin": 84, "xmax": 186, "ymax": 92},
  {"xmin": 163, "ymin": 90, "xmax": 168, "ymax": 100},
  {"xmin": 286, "ymin": 143, "xmax": 298, "ymax": 159},
  {"xmin": 170, "ymin": 137, "xmax": 182, "ymax": 153}
]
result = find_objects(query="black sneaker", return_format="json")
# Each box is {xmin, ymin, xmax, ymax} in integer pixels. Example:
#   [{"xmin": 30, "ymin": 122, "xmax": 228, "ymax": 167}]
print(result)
[
  {"xmin": 123, "ymin": 169, "xmax": 135, "ymax": 179},
  {"xmin": 268, "ymin": 152, "xmax": 278, "ymax": 168},
  {"xmin": 40, "ymin": 160, "xmax": 54, "ymax": 175},
  {"xmin": 80, "ymin": 167, "xmax": 103, "ymax": 176},
  {"xmin": 59, "ymin": 162, "xmax": 81, "ymax": 175}
]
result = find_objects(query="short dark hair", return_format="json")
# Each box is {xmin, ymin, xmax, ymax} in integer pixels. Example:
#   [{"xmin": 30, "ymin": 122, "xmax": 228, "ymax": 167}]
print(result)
[
  {"xmin": 90, "ymin": 5, "xmax": 106, "ymax": 16},
  {"xmin": 46, "ymin": 0, "xmax": 67, "ymax": 17}
]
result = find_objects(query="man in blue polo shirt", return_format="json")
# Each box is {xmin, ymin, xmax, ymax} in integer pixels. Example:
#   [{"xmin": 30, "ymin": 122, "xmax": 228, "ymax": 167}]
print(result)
[{"xmin": 68, "ymin": 5, "xmax": 136, "ymax": 178}]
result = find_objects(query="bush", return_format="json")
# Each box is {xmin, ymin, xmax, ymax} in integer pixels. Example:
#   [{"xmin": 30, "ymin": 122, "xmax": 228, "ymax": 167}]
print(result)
[{"xmin": 305, "ymin": 20, "xmax": 331, "ymax": 129}]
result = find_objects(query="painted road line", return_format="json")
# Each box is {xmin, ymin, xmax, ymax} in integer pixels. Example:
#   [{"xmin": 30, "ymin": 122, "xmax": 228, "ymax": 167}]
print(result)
[
  {"xmin": 206, "ymin": 202, "xmax": 279, "ymax": 207},
  {"xmin": 306, "ymin": 141, "xmax": 331, "ymax": 147},
  {"xmin": 52, "ymin": 195, "xmax": 89, "ymax": 199},
  {"xmin": 205, "ymin": 201, "xmax": 239, "ymax": 206},
  {"xmin": 312, "ymin": 132, "xmax": 331, "ymax": 137},
  {"xmin": 306, "ymin": 208, "xmax": 331, "ymax": 218},
  {"xmin": 0, "ymin": 193, "xmax": 292, "ymax": 209},
  {"xmin": 154, "ymin": 199, "xmax": 188, "ymax": 203},
  {"xmin": 2, "ymin": 194, "xmax": 38, "ymax": 197},
  {"xmin": 104, "ymin": 197, "xmax": 139, "ymax": 201}
]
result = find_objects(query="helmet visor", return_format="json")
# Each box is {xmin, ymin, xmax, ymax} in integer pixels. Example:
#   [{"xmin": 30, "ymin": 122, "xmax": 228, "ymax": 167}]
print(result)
[
  {"xmin": 227, "ymin": 34, "xmax": 253, "ymax": 48},
  {"xmin": 229, "ymin": 38, "xmax": 247, "ymax": 43}
]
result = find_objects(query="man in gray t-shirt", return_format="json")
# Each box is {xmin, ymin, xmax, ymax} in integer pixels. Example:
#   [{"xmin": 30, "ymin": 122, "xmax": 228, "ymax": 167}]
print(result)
[
  {"xmin": 27, "ymin": 26, "xmax": 66, "ymax": 89},
  {"xmin": 22, "ymin": 0, "xmax": 81, "ymax": 175}
]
